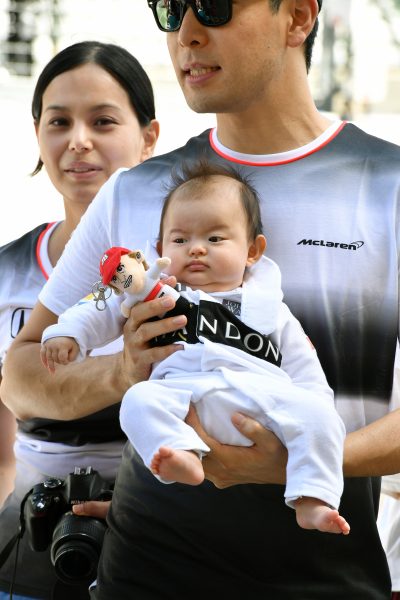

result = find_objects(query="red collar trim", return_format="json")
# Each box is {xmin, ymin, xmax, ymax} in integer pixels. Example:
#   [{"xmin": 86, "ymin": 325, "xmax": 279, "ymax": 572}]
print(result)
[
  {"xmin": 36, "ymin": 222, "xmax": 57, "ymax": 280},
  {"xmin": 209, "ymin": 122, "xmax": 347, "ymax": 166},
  {"xmin": 144, "ymin": 281, "xmax": 164, "ymax": 302}
]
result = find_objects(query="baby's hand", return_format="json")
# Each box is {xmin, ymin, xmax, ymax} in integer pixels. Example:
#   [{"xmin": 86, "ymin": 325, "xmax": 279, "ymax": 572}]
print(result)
[{"xmin": 40, "ymin": 337, "xmax": 80, "ymax": 373}]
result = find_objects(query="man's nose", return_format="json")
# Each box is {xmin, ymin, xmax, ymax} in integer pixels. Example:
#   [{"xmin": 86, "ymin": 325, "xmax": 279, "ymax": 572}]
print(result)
[{"xmin": 178, "ymin": 3, "xmax": 209, "ymax": 49}]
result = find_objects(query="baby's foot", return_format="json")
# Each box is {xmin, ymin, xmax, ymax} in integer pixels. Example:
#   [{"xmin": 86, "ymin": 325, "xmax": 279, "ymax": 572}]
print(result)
[
  {"xmin": 151, "ymin": 446, "xmax": 204, "ymax": 485},
  {"xmin": 295, "ymin": 497, "xmax": 350, "ymax": 534}
]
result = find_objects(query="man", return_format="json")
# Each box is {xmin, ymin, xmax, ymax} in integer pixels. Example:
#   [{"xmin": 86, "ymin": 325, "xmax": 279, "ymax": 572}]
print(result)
[{"xmin": 2, "ymin": 1, "xmax": 399, "ymax": 598}]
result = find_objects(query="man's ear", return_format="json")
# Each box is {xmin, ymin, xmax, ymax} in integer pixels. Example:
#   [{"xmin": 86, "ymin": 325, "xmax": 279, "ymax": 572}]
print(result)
[
  {"xmin": 246, "ymin": 235, "xmax": 267, "ymax": 267},
  {"xmin": 287, "ymin": 0, "xmax": 318, "ymax": 49},
  {"xmin": 140, "ymin": 119, "xmax": 160, "ymax": 162}
]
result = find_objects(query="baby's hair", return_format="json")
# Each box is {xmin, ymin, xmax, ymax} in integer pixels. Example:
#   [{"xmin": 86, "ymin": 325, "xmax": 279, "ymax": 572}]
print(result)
[{"xmin": 159, "ymin": 159, "xmax": 263, "ymax": 242}]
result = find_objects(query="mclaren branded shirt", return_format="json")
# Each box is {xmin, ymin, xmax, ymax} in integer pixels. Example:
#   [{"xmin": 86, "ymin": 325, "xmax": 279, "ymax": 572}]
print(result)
[
  {"xmin": 40, "ymin": 121, "xmax": 398, "ymax": 599},
  {"xmin": 0, "ymin": 222, "xmax": 53, "ymax": 364},
  {"xmin": 0, "ymin": 222, "xmax": 124, "ymax": 445},
  {"xmin": 0, "ymin": 223, "xmax": 125, "ymax": 598}
]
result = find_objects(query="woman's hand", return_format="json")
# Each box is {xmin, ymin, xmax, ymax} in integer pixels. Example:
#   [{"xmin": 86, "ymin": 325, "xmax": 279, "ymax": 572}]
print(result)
[
  {"xmin": 72, "ymin": 500, "xmax": 111, "ymax": 520},
  {"xmin": 186, "ymin": 406, "xmax": 288, "ymax": 488}
]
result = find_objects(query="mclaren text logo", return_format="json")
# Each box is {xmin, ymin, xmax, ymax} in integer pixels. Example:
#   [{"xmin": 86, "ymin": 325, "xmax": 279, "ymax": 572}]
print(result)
[{"xmin": 297, "ymin": 239, "xmax": 364, "ymax": 251}]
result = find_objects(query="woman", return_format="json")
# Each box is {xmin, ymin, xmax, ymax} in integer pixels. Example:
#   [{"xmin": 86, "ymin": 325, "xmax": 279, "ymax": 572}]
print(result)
[{"xmin": 0, "ymin": 40, "xmax": 159, "ymax": 600}]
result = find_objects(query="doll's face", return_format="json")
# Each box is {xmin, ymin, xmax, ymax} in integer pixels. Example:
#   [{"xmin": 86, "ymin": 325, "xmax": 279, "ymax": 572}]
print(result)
[{"xmin": 110, "ymin": 254, "xmax": 146, "ymax": 294}]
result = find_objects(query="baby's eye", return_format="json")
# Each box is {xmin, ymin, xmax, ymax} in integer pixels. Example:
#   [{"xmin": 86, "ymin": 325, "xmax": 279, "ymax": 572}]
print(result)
[
  {"xmin": 209, "ymin": 236, "xmax": 223, "ymax": 243},
  {"xmin": 173, "ymin": 238, "xmax": 186, "ymax": 244}
]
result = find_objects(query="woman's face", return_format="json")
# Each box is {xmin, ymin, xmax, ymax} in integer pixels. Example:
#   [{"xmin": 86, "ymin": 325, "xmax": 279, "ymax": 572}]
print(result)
[{"xmin": 35, "ymin": 63, "xmax": 158, "ymax": 207}]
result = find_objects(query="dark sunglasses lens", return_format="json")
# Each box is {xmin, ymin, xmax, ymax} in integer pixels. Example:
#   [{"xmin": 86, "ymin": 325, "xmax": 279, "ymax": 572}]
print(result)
[
  {"xmin": 155, "ymin": 1, "xmax": 182, "ymax": 31},
  {"xmin": 195, "ymin": 0, "xmax": 230, "ymax": 26},
  {"xmin": 154, "ymin": 0, "xmax": 231, "ymax": 31}
]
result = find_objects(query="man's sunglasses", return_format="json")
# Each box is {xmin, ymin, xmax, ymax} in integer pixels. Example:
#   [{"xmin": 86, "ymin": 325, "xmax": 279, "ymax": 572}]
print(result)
[{"xmin": 147, "ymin": 0, "xmax": 232, "ymax": 33}]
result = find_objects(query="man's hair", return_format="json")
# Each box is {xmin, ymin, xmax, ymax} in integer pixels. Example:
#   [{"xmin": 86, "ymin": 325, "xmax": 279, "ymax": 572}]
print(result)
[
  {"xmin": 269, "ymin": 0, "xmax": 320, "ymax": 72},
  {"xmin": 159, "ymin": 159, "xmax": 264, "ymax": 242}
]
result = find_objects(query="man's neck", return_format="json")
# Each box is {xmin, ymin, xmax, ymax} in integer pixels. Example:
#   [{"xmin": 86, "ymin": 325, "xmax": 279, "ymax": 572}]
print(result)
[{"xmin": 215, "ymin": 82, "xmax": 332, "ymax": 155}]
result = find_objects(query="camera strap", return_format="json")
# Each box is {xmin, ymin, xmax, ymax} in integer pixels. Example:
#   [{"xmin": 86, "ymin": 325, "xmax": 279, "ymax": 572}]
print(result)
[
  {"xmin": 0, "ymin": 488, "xmax": 31, "ymax": 569},
  {"xmin": 0, "ymin": 532, "xmax": 20, "ymax": 570}
]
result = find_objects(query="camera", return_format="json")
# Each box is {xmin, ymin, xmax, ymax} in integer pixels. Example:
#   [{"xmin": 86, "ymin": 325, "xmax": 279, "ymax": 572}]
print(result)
[{"xmin": 24, "ymin": 466, "xmax": 113, "ymax": 585}]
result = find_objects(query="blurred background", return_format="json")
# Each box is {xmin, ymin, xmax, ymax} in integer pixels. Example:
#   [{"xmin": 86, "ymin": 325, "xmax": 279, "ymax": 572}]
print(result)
[{"xmin": 0, "ymin": 0, "xmax": 400, "ymax": 245}]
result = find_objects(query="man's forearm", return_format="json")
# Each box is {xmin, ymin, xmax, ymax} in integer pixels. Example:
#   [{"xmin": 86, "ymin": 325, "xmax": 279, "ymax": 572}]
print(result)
[
  {"xmin": 1, "ymin": 341, "xmax": 126, "ymax": 420},
  {"xmin": 343, "ymin": 408, "xmax": 400, "ymax": 477},
  {"xmin": 1, "ymin": 293, "xmax": 185, "ymax": 422}
]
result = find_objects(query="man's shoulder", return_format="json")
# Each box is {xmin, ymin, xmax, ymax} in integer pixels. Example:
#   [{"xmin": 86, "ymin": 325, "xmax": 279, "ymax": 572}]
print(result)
[{"xmin": 342, "ymin": 123, "xmax": 400, "ymax": 160}]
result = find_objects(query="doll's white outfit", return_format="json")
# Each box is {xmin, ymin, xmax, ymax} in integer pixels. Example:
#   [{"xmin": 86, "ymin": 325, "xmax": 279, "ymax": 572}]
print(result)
[{"xmin": 42, "ymin": 255, "xmax": 345, "ymax": 510}]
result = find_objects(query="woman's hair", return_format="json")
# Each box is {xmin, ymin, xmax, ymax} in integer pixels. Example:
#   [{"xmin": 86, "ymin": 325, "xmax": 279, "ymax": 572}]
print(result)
[{"xmin": 31, "ymin": 41, "xmax": 155, "ymax": 175}]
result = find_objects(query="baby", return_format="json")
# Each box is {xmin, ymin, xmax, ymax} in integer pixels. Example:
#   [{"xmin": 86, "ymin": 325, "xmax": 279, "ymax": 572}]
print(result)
[{"xmin": 41, "ymin": 160, "xmax": 350, "ymax": 536}]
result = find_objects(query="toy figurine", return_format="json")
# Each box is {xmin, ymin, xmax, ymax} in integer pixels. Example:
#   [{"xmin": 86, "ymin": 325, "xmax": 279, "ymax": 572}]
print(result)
[{"xmin": 94, "ymin": 247, "xmax": 179, "ymax": 317}]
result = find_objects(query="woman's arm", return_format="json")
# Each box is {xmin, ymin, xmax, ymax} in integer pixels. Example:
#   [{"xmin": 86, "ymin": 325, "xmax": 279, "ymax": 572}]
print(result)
[{"xmin": 1, "ymin": 295, "xmax": 186, "ymax": 421}]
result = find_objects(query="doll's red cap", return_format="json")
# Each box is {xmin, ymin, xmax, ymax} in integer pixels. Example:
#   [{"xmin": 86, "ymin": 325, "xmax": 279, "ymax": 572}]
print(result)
[{"xmin": 100, "ymin": 247, "xmax": 131, "ymax": 285}]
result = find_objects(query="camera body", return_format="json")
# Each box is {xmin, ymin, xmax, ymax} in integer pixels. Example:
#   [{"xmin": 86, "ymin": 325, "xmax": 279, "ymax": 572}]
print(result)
[{"xmin": 24, "ymin": 467, "xmax": 112, "ymax": 584}]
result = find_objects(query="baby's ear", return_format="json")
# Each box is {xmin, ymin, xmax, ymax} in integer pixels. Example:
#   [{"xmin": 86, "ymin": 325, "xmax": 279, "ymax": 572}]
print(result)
[
  {"xmin": 156, "ymin": 241, "xmax": 162, "ymax": 257},
  {"xmin": 246, "ymin": 234, "xmax": 267, "ymax": 266}
]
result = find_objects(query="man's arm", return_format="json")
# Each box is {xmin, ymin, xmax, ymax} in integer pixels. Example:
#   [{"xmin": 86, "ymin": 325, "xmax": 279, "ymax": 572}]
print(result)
[
  {"xmin": 1, "ymin": 295, "xmax": 186, "ymax": 421},
  {"xmin": 343, "ymin": 410, "xmax": 400, "ymax": 477},
  {"xmin": 188, "ymin": 407, "xmax": 400, "ymax": 487},
  {"xmin": 186, "ymin": 407, "xmax": 288, "ymax": 488}
]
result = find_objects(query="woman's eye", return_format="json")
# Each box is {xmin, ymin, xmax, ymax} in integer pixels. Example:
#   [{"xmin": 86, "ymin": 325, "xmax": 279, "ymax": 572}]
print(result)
[
  {"xmin": 111, "ymin": 276, "xmax": 118, "ymax": 283},
  {"xmin": 116, "ymin": 265, "xmax": 124, "ymax": 272},
  {"xmin": 49, "ymin": 118, "xmax": 69, "ymax": 126},
  {"xmin": 95, "ymin": 117, "xmax": 116, "ymax": 126}
]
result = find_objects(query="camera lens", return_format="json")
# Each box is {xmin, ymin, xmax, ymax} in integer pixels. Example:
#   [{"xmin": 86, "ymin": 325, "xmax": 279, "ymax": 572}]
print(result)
[{"xmin": 50, "ymin": 512, "xmax": 106, "ymax": 585}]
